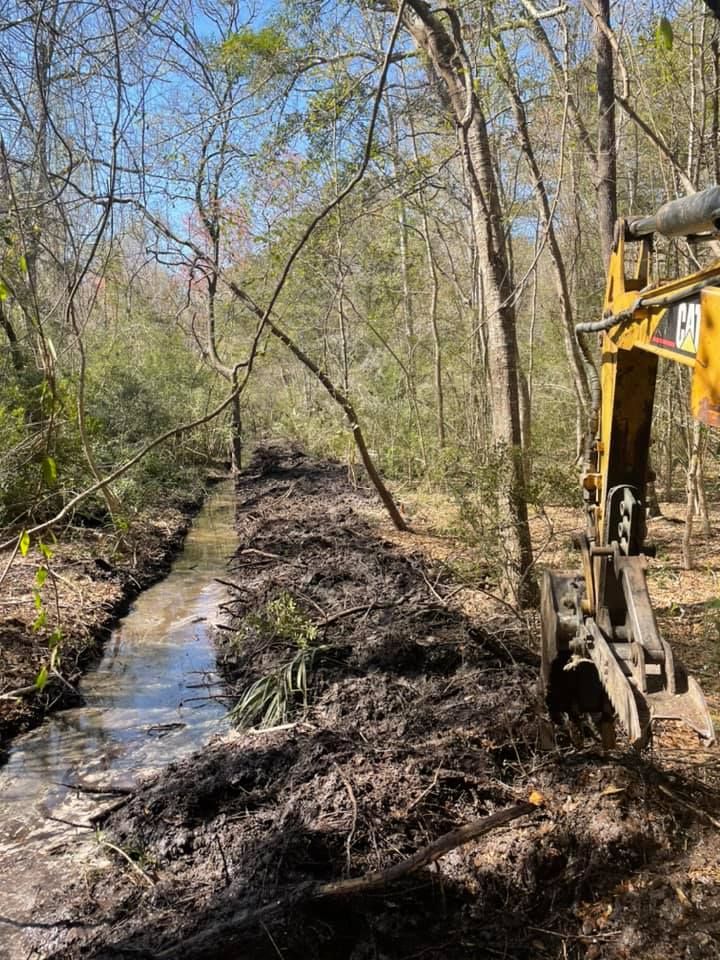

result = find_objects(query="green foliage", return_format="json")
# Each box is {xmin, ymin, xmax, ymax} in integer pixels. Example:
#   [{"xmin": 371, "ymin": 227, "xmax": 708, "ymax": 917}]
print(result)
[
  {"xmin": 230, "ymin": 646, "xmax": 319, "ymax": 729},
  {"xmin": 243, "ymin": 591, "xmax": 319, "ymax": 648},
  {"xmin": 229, "ymin": 592, "xmax": 325, "ymax": 729},
  {"xmin": 655, "ymin": 16, "xmax": 673, "ymax": 51},
  {"xmin": 42, "ymin": 456, "xmax": 57, "ymax": 486},
  {"xmin": 305, "ymin": 77, "xmax": 360, "ymax": 134},
  {"xmin": 219, "ymin": 25, "xmax": 289, "ymax": 79}
]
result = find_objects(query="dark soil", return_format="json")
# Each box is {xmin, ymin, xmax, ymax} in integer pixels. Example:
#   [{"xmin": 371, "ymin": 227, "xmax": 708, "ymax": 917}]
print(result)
[
  {"xmin": 0, "ymin": 493, "xmax": 205, "ymax": 757},
  {"xmin": 36, "ymin": 445, "xmax": 720, "ymax": 960}
]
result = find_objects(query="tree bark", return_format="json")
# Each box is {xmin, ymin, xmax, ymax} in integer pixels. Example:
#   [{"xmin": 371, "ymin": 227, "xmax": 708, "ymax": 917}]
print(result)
[
  {"xmin": 495, "ymin": 34, "xmax": 593, "ymax": 423},
  {"xmin": 400, "ymin": 0, "xmax": 535, "ymax": 602},
  {"xmin": 594, "ymin": 0, "xmax": 617, "ymax": 268}
]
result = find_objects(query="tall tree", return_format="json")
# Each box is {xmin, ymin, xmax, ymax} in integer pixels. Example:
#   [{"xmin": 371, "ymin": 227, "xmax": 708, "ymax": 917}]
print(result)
[{"xmin": 386, "ymin": 0, "xmax": 535, "ymax": 601}]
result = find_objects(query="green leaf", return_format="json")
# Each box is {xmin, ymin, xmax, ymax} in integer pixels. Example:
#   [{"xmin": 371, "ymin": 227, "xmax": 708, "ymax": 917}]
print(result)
[
  {"xmin": 49, "ymin": 627, "xmax": 63, "ymax": 648},
  {"xmin": 0, "ymin": 278, "xmax": 8, "ymax": 301},
  {"xmin": 39, "ymin": 541, "xmax": 53, "ymax": 561},
  {"xmin": 42, "ymin": 455, "xmax": 57, "ymax": 486},
  {"xmin": 35, "ymin": 665, "xmax": 49, "ymax": 691},
  {"xmin": 19, "ymin": 530, "xmax": 30, "ymax": 557},
  {"xmin": 35, "ymin": 566, "xmax": 47, "ymax": 587},
  {"xmin": 33, "ymin": 589, "xmax": 42, "ymax": 610},
  {"xmin": 655, "ymin": 16, "xmax": 673, "ymax": 51},
  {"xmin": 32, "ymin": 610, "xmax": 47, "ymax": 631},
  {"xmin": 50, "ymin": 645, "xmax": 60, "ymax": 670},
  {"xmin": 19, "ymin": 254, "xmax": 27, "ymax": 274}
]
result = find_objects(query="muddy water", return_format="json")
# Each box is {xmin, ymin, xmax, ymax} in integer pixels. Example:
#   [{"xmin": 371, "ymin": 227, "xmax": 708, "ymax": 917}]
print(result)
[{"xmin": 0, "ymin": 484, "xmax": 237, "ymax": 959}]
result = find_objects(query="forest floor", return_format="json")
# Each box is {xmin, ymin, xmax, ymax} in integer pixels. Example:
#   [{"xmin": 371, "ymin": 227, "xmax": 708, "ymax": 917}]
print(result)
[
  {"xmin": 36, "ymin": 443, "xmax": 720, "ymax": 960},
  {"xmin": 0, "ymin": 492, "xmax": 205, "ymax": 759}
]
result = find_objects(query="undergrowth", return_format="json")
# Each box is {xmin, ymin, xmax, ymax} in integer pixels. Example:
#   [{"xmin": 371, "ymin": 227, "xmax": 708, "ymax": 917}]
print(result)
[{"xmin": 230, "ymin": 592, "xmax": 326, "ymax": 729}]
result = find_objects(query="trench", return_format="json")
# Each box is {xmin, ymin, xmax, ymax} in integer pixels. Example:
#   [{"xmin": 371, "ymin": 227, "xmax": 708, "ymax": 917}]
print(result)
[{"xmin": 0, "ymin": 483, "xmax": 237, "ymax": 959}]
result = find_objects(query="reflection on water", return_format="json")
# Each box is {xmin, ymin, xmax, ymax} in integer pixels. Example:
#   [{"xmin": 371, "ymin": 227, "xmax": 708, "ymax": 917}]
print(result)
[{"xmin": 0, "ymin": 483, "xmax": 237, "ymax": 956}]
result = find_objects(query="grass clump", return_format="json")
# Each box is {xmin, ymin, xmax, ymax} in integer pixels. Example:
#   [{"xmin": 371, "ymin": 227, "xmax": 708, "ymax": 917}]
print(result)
[{"xmin": 230, "ymin": 592, "xmax": 326, "ymax": 730}]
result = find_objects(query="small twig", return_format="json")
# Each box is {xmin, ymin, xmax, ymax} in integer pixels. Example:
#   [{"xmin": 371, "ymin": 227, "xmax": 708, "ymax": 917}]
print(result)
[
  {"xmin": 216, "ymin": 835, "xmax": 232, "ymax": 887},
  {"xmin": 246, "ymin": 722, "xmax": 298, "ymax": 735},
  {"xmin": 322, "ymin": 602, "xmax": 377, "ymax": 626},
  {"xmin": 322, "ymin": 592, "xmax": 412, "ymax": 627},
  {"xmin": 529, "ymin": 925, "xmax": 621, "ymax": 942},
  {"xmin": 0, "ymin": 684, "xmax": 37, "ymax": 700},
  {"xmin": 420, "ymin": 568, "xmax": 445, "ymax": 605},
  {"xmin": 334, "ymin": 762, "xmax": 358, "ymax": 872},
  {"xmin": 239, "ymin": 548, "xmax": 284, "ymax": 561},
  {"xmin": 260, "ymin": 921, "xmax": 286, "ymax": 960},
  {"xmin": 47, "ymin": 567, "xmax": 83, "ymax": 595},
  {"xmin": 0, "ymin": 536, "xmax": 21, "ymax": 590},
  {"xmin": 45, "ymin": 814, "xmax": 94, "ymax": 830},
  {"xmin": 404, "ymin": 767, "xmax": 441, "ymax": 814},
  {"xmin": 50, "ymin": 668, "xmax": 80, "ymax": 697},
  {"xmin": 296, "ymin": 591, "xmax": 328, "ymax": 620},
  {"xmin": 214, "ymin": 577, "xmax": 251, "ymax": 593}
]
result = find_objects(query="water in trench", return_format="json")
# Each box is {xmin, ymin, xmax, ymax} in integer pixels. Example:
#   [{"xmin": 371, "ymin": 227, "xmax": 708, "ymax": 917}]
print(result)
[{"xmin": 0, "ymin": 483, "xmax": 237, "ymax": 958}]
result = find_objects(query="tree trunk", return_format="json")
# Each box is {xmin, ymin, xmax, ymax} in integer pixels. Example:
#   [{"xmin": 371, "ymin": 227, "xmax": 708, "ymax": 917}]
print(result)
[
  {"xmin": 401, "ymin": 0, "xmax": 535, "ymax": 603},
  {"xmin": 496, "ymin": 34, "xmax": 593, "ymax": 424},
  {"xmin": 230, "ymin": 373, "xmax": 243, "ymax": 475},
  {"xmin": 682, "ymin": 420, "xmax": 703, "ymax": 570},
  {"xmin": 594, "ymin": 0, "xmax": 618, "ymax": 267}
]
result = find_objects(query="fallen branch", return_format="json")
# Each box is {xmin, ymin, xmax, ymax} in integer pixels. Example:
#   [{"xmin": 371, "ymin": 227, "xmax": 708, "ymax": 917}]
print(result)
[
  {"xmin": 88, "ymin": 796, "xmax": 132, "ymax": 823},
  {"xmin": 321, "ymin": 592, "xmax": 412, "ymax": 627},
  {"xmin": 657, "ymin": 783, "xmax": 720, "ymax": 830},
  {"xmin": 154, "ymin": 801, "xmax": 535, "ymax": 959},
  {"xmin": 59, "ymin": 780, "xmax": 134, "ymax": 796},
  {"xmin": 214, "ymin": 577, "xmax": 251, "ymax": 593},
  {"xmin": 315, "ymin": 801, "xmax": 535, "ymax": 896}
]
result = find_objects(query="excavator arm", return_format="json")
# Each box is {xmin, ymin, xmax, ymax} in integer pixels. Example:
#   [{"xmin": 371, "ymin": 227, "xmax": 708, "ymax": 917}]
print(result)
[{"xmin": 541, "ymin": 186, "xmax": 720, "ymax": 748}]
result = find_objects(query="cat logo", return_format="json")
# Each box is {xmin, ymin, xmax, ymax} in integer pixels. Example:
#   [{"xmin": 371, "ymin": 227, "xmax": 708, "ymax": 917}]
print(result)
[{"xmin": 650, "ymin": 296, "xmax": 701, "ymax": 358}]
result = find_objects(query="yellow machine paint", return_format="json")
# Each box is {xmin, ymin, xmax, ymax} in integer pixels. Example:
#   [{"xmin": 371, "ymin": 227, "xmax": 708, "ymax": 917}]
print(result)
[{"xmin": 541, "ymin": 186, "xmax": 720, "ymax": 748}]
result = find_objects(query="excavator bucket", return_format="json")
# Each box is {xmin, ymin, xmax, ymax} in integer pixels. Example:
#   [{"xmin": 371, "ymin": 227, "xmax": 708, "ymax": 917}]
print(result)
[{"xmin": 540, "ymin": 567, "xmax": 715, "ymax": 749}]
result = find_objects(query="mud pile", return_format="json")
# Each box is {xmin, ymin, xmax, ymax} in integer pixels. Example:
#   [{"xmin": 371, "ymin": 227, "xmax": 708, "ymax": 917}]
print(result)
[{"xmin": 41, "ymin": 445, "xmax": 720, "ymax": 960}]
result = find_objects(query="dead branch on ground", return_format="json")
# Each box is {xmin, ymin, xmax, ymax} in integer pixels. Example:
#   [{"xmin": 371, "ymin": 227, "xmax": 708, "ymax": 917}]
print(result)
[{"xmin": 155, "ymin": 801, "xmax": 536, "ymax": 959}]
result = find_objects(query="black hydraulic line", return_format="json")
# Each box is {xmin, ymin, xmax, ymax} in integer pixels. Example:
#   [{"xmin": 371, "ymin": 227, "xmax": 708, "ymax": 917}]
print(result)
[
  {"xmin": 576, "ymin": 314, "xmax": 625, "ymax": 334},
  {"xmin": 575, "ymin": 276, "xmax": 720, "ymax": 336}
]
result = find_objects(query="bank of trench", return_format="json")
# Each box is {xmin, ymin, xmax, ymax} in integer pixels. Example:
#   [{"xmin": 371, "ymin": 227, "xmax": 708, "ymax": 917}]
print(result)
[
  {"xmin": 0, "ymin": 491, "xmax": 207, "ymax": 758},
  {"xmin": 41, "ymin": 444, "xmax": 720, "ymax": 960}
]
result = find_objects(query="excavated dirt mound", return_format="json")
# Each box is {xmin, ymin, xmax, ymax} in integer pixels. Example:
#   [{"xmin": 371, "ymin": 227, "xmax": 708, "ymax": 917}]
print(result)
[{"xmin": 39, "ymin": 444, "xmax": 720, "ymax": 960}]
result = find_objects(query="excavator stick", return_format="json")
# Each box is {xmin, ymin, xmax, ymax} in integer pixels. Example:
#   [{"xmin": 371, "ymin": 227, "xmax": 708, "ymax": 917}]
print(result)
[{"xmin": 542, "ymin": 187, "xmax": 720, "ymax": 748}]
